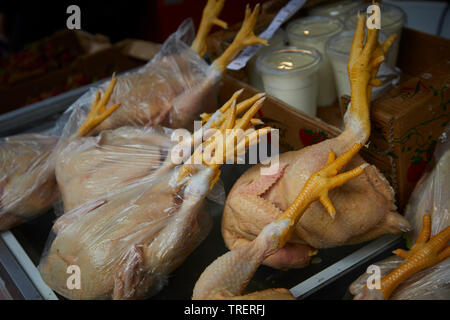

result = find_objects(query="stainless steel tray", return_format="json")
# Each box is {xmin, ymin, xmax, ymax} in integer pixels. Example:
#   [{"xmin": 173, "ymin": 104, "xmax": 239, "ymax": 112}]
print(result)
[{"xmin": 0, "ymin": 77, "xmax": 403, "ymax": 300}]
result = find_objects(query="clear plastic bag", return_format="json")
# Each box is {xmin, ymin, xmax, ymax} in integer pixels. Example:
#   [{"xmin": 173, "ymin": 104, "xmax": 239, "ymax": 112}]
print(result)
[
  {"xmin": 39, "ymin": 85, "xmax": 271, "ymax": 300},
  {"xmin": 350, "ymin": 125, "xmax": 450, "ymax": 300},
  {"xmin": 60, "ymin": 19, "xmax": 220, "ymax": 140},
  {"xmin": 40, "ymin": 137, "xmax": 221, "ymax": 299},
  {"xmin": 404, "ymin": 125, "xmax": 450, "ymax": 245},
  {"xmin": 349, "ymin": 255, "xmax": 449, "ymax": 300},
  {"xmin": 0, "ymin": 18, "xmax": 219, "ymax": 230},
  {"xmin": 0, "ymin": 133, "xmax": 59, "ymax": 230}
]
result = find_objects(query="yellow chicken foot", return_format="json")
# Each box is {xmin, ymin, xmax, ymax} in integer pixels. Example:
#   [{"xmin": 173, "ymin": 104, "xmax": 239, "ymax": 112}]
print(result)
[
  {"xmin": 277, "ymin": 143, "xmax": 365, "ymax": 246},
  {"xmin": 355, "ymin": 214, "xmax": 450, "ymax": 300},
  {"xmin": 346, "ymin": 12, "xmax": 396, "ymax": 143},
  {"xmin": 177, "ymin": 90, "xmax": 272, "ymax": 188},
  {"xmin": 191, "ymin": 0, "xmax": 228, "ymax": 57},
  {"xmin": 193, "ymin": 143, "xmax": 366, "ymax": 300},
  {"xmin": 77, "ymin": 74, "xmax": 121, "ymax": 137},
  {"xmin": 212, "ymin": 4, "xmax": 267, "ymax": 73}
]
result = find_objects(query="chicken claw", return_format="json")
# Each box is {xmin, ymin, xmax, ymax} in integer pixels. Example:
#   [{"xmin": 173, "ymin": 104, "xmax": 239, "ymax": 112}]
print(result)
[
  {"xmin": 178, "ymin": 89, "xmax": 272, "ymax": 188},
  {"xmin": 192, "ymin": 0, "xmax": 228, "ymax": 57},
  {"xmin": 276, "ymin": 143, "xmax": 366, "ymax": 246},
  {"xmin": 212, "ymin": 4, "xmax": 268, "ymax": 72},
  {"xmin": 193, "ymin": 143, "xmax": 366, "ymax": 300},
  {"xmin": 355, "ymin": 214, "xmax": 450, "ymax": 300},
  {"xmin": 77, "ymin": 73, "xmax": 121, "ymax": 137}
]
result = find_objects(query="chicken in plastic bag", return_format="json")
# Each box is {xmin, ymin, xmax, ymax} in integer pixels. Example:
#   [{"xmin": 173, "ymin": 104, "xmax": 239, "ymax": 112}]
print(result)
[
  {"xmin": 350, "ymin": 125, "xmax": 450, "ymax": 300},
  {"xmin": 0, "ymin": 134, "xmax": 58, "ymax": 229},
  {"xmin": 0, "ymin": 0, "xmax": 232, "ymax": 230},
  {"xmin": 87, "ymin": 3, "xmax": 267, "ymax": 134},
  {"xmin": 39, "ymin": 90, "xmax": 273, "ymax": 299},
  {"xmin": 0, "ymin": 76, "xmax": 121, "ymax": 231}
]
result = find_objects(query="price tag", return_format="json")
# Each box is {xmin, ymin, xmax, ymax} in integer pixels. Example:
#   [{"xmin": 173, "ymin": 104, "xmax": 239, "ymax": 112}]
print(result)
[{"xmin": 227, "ymin": 0, "xmax": 307, "ymax": 71}]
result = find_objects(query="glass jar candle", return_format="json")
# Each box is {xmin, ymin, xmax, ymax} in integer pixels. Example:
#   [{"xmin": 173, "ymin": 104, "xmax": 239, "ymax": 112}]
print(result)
[
  {"xmin": 256, "ymin": 46, "xmax": 322, "ymax": 117},
  {"xmin": 287, "ymin": 16, "xmax": 343, "ymax": 107},
  {"xmin": 344, "ymin": 2, "xmax": 406, "ymax": 67},
  {"xmin": 308, "ymin": 0, "xmax": 363, "ymax": 22},
  {"xmin": 246, "ymin": 29, "xmax": 286, "ymax": 91},
  {"xmin": 326, "ymin": 30, "xmax": 388, "ymax": 108}
]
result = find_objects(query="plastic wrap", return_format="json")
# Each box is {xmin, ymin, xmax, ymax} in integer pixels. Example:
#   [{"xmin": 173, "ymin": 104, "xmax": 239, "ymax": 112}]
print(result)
[
  {"xmin": 350, "ymin": 125, "xmax": 450, "ymax": 300},
  {"xmin": 349, "ymin": 255, "xmax": 449, "ymax": 300},
  {"xmin": 55, "ymin": 126, "xmax": 175, "ymax": 213},
  {"xmin": 59, "ymin": 19, "xmax": 220, "ymax": 141},
  {"xmin": 0, "ymin": 133, "xmax": 59, "ymax": 230},
  {"xmin": 404, "ymin": 125, "xmax": 450, "ymax": 245},
  {"xmin": 40, "ymin": 126, "xmax": 223, "ymax": 299},
  {"xmin": 0, "ymin": 17, "xmax": 223, "ymax": 231}
]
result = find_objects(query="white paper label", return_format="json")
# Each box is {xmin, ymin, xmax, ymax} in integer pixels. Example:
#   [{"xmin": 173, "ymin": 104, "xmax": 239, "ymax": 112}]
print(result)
[{"xmin": 227, "ymin": 0, "xmax": 307, "ymax": 71}]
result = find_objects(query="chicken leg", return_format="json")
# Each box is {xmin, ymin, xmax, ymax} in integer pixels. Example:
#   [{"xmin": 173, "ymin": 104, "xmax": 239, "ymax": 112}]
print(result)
[
  {"xmin": 222, "ymin": 14, "xmax": 409, "ymax": 270},
  {"xmin": 193, "ymin": 143, "xmax": 366, "ymax": 299},
  {"xmin": 354, "ymin": 214, "xmax": 450, "ymax": 300},
  {"xmin": 191, "ymin": 0, "xmax": 228, "ymax": 57}
]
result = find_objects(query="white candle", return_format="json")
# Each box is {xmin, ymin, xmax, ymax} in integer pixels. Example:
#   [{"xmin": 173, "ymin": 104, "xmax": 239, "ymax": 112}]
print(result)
[
  {"xmin": 326, "ymin": 30, "xmax": 388, "ymax": 108},
  {"xmin": 287, "ymin": 16, "xmax": 343, "ymax": 107},
  {"xmin": 246, "ymin": 30, "xmax": 286, "ymax": 91},
  {"xmin": 256, "ymin": 47, "xmax": 322, "ymax": 117},
  {"xmin": 344, "ymin": 3, "xmax": 406, "ymax": 67},
  {"xmin": 308, "ymin": 0, "xmax": 363, "ymax": 21}
]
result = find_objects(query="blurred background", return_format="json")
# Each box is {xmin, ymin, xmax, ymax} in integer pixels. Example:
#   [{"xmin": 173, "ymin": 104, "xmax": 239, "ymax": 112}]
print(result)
[
  {"xmin": 0, "ymin": 0, "xmax": 448, "ymax": 113},
  {"xmin": 0, "ymin": 0, "xmax": 448, "ymax": 56}
]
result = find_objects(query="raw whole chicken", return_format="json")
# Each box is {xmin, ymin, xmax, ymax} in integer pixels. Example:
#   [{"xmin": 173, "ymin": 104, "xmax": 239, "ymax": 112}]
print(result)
[
  {"xmin": 40, "ymin": 91, "xmax": 273, "ymax": 300},
  {"xmin": 194, "ymin": 144, "xmax": 367, "ymax": 299},
  {"xmin": 55, "ymin": 90, "xmax": 264, "ymax": 212},
  {"xmin": 221, "ymin": 15, "xmax": 410, "ymax": 270},
  {"xmin": 0, "ymin": 76, "xmax": 121, "ymax": 230},
  {"xmin": 92, "ymin": 2, "xmax": 267, "ymax": 133}
]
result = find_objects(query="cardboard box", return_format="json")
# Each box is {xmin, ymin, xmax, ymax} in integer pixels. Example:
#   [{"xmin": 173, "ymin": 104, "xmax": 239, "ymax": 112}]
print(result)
[
  {"xmin": 0, "ymin": 32, "xmax": 160, "ymax": 113},
  {"xmin": 218, "ymin": 27, "xmax": 450, "ymax": 211}
]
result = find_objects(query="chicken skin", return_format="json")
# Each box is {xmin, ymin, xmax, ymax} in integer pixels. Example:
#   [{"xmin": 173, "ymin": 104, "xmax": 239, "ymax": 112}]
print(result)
[{"xmin": 221, "ymin": 15, "xmax": 410, "ymax": 270}]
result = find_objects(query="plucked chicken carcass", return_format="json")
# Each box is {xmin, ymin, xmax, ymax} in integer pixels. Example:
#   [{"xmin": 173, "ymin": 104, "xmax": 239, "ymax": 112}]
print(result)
[
  {"xmin": 221, "ymin": 15, "xmax": 410, "ymax": 270},
  {"xmin": 0, "ymin": 76, "xmax": 121, "ymax": 231},
  {"xmin": 92, "ymin": 1, "xmax": 267, "ymax": 133},
  {"xmin": 40, "ymin": 91, "xmax": 273, "ymax": 300},
  {"xmin": 194, "ymin": 144, "xmax": 366, "ymax": 299}
]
